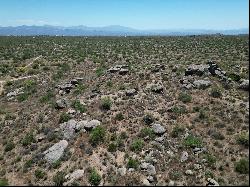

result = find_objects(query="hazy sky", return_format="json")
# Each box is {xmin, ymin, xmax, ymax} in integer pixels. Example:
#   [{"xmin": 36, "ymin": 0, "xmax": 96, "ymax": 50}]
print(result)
[{"xmin": 0, "ymin": 0, "xmax": 249, "ymax": 29}]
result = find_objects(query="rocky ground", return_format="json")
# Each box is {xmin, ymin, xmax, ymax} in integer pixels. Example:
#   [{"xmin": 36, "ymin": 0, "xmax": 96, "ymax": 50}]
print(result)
[{"xmin": 0, "ymin": 35, "xmax": 249, "ymax": 186}]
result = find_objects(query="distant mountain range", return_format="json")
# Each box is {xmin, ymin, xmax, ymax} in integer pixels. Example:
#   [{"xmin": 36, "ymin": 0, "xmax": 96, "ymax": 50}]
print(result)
[{"xmin": 0, "ymin": 25, "xmax": 248, "ymax": 36}]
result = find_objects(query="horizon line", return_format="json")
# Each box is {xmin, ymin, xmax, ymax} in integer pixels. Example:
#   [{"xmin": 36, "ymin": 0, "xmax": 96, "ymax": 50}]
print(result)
[{"xmin": 0, "ymin": 24, "xmax": 249, "ymax": 31}]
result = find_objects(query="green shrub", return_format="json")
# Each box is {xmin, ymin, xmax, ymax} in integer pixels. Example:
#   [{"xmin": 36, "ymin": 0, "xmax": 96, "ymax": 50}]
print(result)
[
  {"xmin": 59, "ymin": 112, "xmax": 71, "ymax": 123},
  {"xmin": 139, "ymin": 127, "xmax": 155, "ymax": 140},
  {"xmin": 210, "ymin": 87, "xmax": 222, "ymax": 98},
  {"xmin": 236, "ymin": 132, "xmax": 249, "ymax": 147},
  {"xmin": 17, "ymin": 92, "xmax": 29, "ymax": 102},
  {"xmin": 89, "ymin": 126, "xmax": 106, "ymax": 146},
  {"xmin": 178, "ymin": 92, "xmax": 192, "ymax": 103},
  {"xmin": 115, "ymin": 112, "xmax": 124, "ymax": 121},
  {"xmin": 228, "ymin": 73, "xmax": 241, "ymax": 82},
  {"xmin": 108, "ymin": 142, "xmax": 117, "ymax": 152},
  {"xmin": 22, "ymin": 131, "xmax": 35, "ymax": 146},
  {"xmin": 96, "ymin": 67, "xmax": 105, "ymax": 77},
  {"xmin": 89, "ymin": 169, "xmax": 101, "ymax": 186},
  {"xmin": 170, "ymin": 105, "xmax": 187, "ymax": 115},
  {"xmin": 171, "ymin": 125, "xmax": 185, "ymax": 138},
  {"xmin": 53, "ymin": 171, "xmax": 65, "ymax": 186},
  {"xmin": 40, "ymin": 90, "xmax": 55, "ymax": 103},
  {"xmin": 130, "ymin": 138, "xmax": 144, "ymax": 152},
  {"xmin": 199, "ymin": 109, "xmax": 208, "ymax": 119},
  {"xmin": 235, "ymin": 158, "xmax": 249, "ymax": 174},
  {"xmin": 73, "ymin": 84, "xmax": 86, "ymax": 95},
  {"xmin": 0, "ymin": 178, "xmax": 8, "ymax": 186},
  {"xmin": 143, "ymin": 114, "xmax": 154, "ymax": 125},
  {"xmin": 4, "ymin": 141, "xmax": 15, "ymax": 152},
  {"xmin": 127, "ymin": 158, "xmax": 139, "ymax": 169},
  {"xmin": 106, "ymin": 80, "xmax": 113, "ymax": 87},
  {"xmin": 24, "ymin": 159, "xmax": 33, "ymax": 169},
  {"xmin": 183, "ymin": 135, "xmax": 202, "ymax": 148},
  {"xmin": 72, "ymin": 100, "xmax": 86, "ymax": 113},
  {"xmin": 52, "ymin": 160, "xmax": 61, "ymax": 169},
  {"xmin": 35, "ymin": 169, "xmax": 46, "ymax": 179},
  {"xmin": 203, "ymin": 154, "xmax": 216, "ymax": 167},
  {"xmin": 100, "ymin": 97, "xmax": 112, "ymax": 110}
]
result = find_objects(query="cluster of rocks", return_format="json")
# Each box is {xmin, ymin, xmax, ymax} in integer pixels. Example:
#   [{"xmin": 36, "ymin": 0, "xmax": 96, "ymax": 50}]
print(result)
[
  {"xmin": 151, "ymin": 64, "xmax": 165, "ymax": 73},
  {"xmin": 180, "ymin": 77, "xmax": 212, "ymax": 90},
  {"xmin": 55, "ymin": 98, "xmax": 69, "ymax": 109},
  {"xmin": 146, "ymin": 83, "xmax": 164, "ymax": 93},
  {"xmin": 185, "ymin": 61, "xmax": 226, "ymax": 79},
  {"xmin": 6, "ymin": 87, "xmax": 24, "ymax": 99},
  {"xmin": 238, "ymin": 79, "xmax": 249, "ymax": 91},
  {"xmin": 56, "ymin": 77, "xmax": 83, "ymax": 95},
  {"xmin": 60, "ymin": 119, "xmax": 101, "ymax": 139},
  {"xmin": 107, "ymin": 65, "xmax": 129, "ymax": 75}
]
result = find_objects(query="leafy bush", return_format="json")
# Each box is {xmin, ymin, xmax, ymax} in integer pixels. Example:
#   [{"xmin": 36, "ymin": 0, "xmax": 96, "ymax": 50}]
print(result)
[
  {"xmin": 139, "ymin": 127, "xmax": 155, "ymax": 140},
  {"xmin": 53, "ymin": 171, "xmax": 65, "ymax": 186},
  {"xmin": 73, "ymin": 83, "xmax": 86, "ymax": 95},
  {"xmin": 143, "ymin": 114, "xmax": 154, "ymax": 125},
  {"xmin": 130, "ymin": 138, "xmax": 144, "ymax": 152},
  {"xmin": 4, "ymin": 141, "xmax": 15, "ymax": 152},
  {"xmin": 235, "ymin": 159, "xmax": 249, "ymax": 174},
  {"xmin": 72, "ymin": 100, "xmax": 86, "ymax": 113},
  {"xmin": 22, "ymin": 131, "xmax": 35, "ymax": 146},
  {"xmin": 89, "ymin": 126, "xmax": 106, "ymax": 146},
  {"xmin": 108, "ymin": 142, "xmax": 117, "ymax": 152},
  {"xmin": 115, "ymin": 112, "xmax": 124, "ymax": 121},
  {"xmin": 96, "ymin": 67, "xmax": 105, "ymax": 77},
  {"xmin": 35, "ymin": 169, "xmax": 46, "ymax": 179},
  {"xmin": 40, "ymin": 90, "xmax": 55, "ymax": 103},
  {"xmin": 17, "ymin": 92, "xmax": 29, "ymax": 102},
  {"xmin": 88, "ymin": 169, "xmax": 101, "ymax": 186},
  {"xmin": 178, "ymin": 92, "xmax": 192, "ymax": 103},
  {"xmin": 171, "ymin": 125, "xmax": 185, "ymax": 138},
  {"xmin": 127, "ymin": 158, "xmax": 139, "ymax": 169},
  {"xmin": 183, "ymin": 135, "xmax": 202, "ymax": 148},
  {"xmin": 203, "ymin": 154, "xmax": 217, "ymax": 167},
  {"xmin": 100, "ymin": 97, "xmax": 112, "ymax": 110},
  {"xmin": 59, "ymin": 112, "xmax": 71, "ymax": 123},
  {"xmin": 0, "ymin": 178, "xmax": 8, "ymax": 186},
  {"xmin": 210, "ymin": 87, "xmax": 222, "ymax": 98},
  {"xmin": 236, "ymin": 132, "xmax": 249, "ymax": 147}
]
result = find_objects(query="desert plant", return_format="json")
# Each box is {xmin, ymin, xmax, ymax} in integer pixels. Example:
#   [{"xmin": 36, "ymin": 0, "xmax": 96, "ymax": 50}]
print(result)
[
  {"xmin": 53, "ymin": 171, "xmax": 65, "ymax": 186},
  {"xmin": 127, "ymin": 157, "xmax": 139, "ymax": 169},
  {"xmin": 178, "ymin": 92, "xmax": 192, "ymax": 103},
  {"xmin": 89, "ymin": 126, "xmax": 106, "ymax": 146},
  {"xmin": 130, "ymin": 138, "xmax": 144, "ymax": 152},
  {"xmin": 89, "ymin": 169, "xmax": 101, "ymax": 186},
  {"xmin": 183, "ymin": 135, "xmax": 202, "ymax": 148},
  {"xmin": 235, "ymin": 158, "xmax": 249, "ymax": 174},
  {"xmin": 100, "ymin": 97, "xmax": 112, "ymax": 110},
  {"xmin": 72, "ymin": 100, "xmax": 86, "ymax": 113}
]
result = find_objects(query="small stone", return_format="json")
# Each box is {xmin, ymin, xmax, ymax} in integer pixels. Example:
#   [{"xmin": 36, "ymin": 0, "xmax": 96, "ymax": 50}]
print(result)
[
  {"xmin": 84, "ymin": 119, "xmax": 101, "ymax": 131},
  {"xmin": 152, "ymin": 123, "xmax": 166, "ymax": 135},
  {"xmin": 142, "ymin": 178, "xmax": 150, "ymax": 186},
  {"xmin": 180, "ymin": 151, "xmax": 189, "ymax": 162},
  {"xmin": 207, "ymin": 178, "xmax": 219, "ymax": 186},
  {"xmin": 117, "ymin": 167, "xmax": 126, "ymax": 176},
  {"xmin": 64, "ymin": 169, "xmax": 85, "ymax": 186},
  {"xmin": 194, "ymin": 164, "xmax": 202, "ymax": 170},
  {"xmin": 168, "ymin": 180, "xmax": 175, "ymax": 186},
  {"xmin": 55, "ymin": 98, "xmax": 68, "ymax": 109},
  {"xmin": 147, "ymin": 176, "xmax": 154, "ymax": 182},
  {"xmin": 185, "ymin": 170, "xmax": 194, "ymax": 175}
]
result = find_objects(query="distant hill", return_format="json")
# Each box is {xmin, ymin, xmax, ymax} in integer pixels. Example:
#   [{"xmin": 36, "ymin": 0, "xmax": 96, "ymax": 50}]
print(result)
[{"xmin": 0, "ymin": 25, "xmax": 248, "ymax": 36}]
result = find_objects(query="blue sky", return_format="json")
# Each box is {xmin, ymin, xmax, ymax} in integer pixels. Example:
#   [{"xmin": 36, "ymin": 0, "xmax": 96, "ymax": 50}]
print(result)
[{"xmin": 0, "ymin": 0, "xmax": 249, "ymax": 29}]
